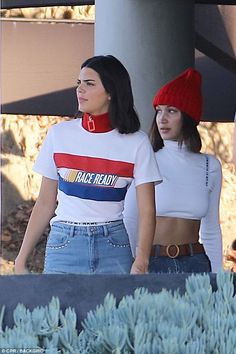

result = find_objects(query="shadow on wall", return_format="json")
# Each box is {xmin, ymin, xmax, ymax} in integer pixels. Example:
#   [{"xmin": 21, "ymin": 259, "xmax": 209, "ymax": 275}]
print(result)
[
  {"xmin": 1, "ymin": 129, "xmax": 24, "ymax": 156},
  {"xmin": 1, "ymin": 170, "xmax": 24, "ymax": 225},
  {"xmin": 1, "ymin": 130, "xmax": 25, "ymax": 224},
  {"xmin": 1, "ymin": 87, "xmax": 78, "ymax": 117}
]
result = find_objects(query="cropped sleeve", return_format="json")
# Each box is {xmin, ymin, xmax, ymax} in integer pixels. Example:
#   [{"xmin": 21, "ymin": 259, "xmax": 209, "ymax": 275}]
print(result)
[
  {"xmin": 200, "ymin": 155, "xmax": 223, "ymax": 273},
  {"xmin": 33, "ymin": 126, "xmax": 58, "ymax": 180},
  {"xmin": 134, "ymin": 135, "xmax": 162, "ymax": 186}
]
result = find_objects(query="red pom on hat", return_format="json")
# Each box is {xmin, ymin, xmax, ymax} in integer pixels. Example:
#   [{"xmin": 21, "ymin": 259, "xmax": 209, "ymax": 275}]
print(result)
[{"xmin": 152, "ymin": 68, "xmax": 203, "ymax": 124}]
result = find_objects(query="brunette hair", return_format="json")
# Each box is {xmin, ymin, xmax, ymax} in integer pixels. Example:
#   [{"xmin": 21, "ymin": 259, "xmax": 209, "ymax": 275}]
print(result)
[
  {"xmin": 80, "ymin": 55, "xmax": 140, "ymax": 134},
  {"xmin": 149, "ymin": 111, "xmax": 202, "ymax": 153}
]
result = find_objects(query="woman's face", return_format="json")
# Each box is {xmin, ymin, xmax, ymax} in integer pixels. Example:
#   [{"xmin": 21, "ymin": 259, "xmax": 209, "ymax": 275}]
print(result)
[
  {"xmin": 76, "ymin": 67, "xmax": 110, "ymax": 115},
  {"xmin": 156, "ymin": 105, "xmax": 183, "ymax": 141}
]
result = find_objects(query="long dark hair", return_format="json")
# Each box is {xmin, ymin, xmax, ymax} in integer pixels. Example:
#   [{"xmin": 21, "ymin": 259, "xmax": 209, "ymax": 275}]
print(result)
[
  {"xmin": 149, "ymin": 111, "xmax": 202, "ymax": 153},
  {"xmin": 80, "ymin": 55, "xmax": 140, "ymax": 134}
]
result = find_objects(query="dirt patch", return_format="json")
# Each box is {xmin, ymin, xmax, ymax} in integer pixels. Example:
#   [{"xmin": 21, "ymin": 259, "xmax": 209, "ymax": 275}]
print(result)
[{"xmin": 1, "ymin": 201, "xmax": 48, "ymax": 274}]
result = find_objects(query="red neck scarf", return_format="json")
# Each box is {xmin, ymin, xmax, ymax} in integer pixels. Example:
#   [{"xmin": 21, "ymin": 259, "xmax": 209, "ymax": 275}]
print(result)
[{"xmin": 82, "ymin": 112, "xmax": 113, "ymax": 133}]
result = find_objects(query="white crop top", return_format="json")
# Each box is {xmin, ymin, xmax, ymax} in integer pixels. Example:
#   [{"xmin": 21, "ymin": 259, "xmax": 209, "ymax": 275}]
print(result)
[
  {"xmin": 155, "ymin": 141, "xmax": 219, "ymax": 219},
  {"xmin": 124, "ymin": 140, "xmax": 223, "ymax": 272}
]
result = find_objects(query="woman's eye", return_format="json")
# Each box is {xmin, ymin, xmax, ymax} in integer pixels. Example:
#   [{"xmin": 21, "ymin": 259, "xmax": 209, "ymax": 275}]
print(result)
[{"xmin": 76, "ymin": 81, "xmax": 95, "ymax": 87}]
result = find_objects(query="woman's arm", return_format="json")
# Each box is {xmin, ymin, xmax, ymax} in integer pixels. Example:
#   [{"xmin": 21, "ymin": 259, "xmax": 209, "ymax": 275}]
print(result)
[
  {"xmin": 200, "ymin": 156, "xmax": 223, "ymax": 273},
  {"xmin": 14, "ymin": 177, "xmax": 58, "ymax": 274},
  {"xmin": 130, "ymin": 182, "xmax": 156, "ymax": 274},
  {"xmin": 123, "ymin": 182, "xmax": 139, "ymax": 255}
]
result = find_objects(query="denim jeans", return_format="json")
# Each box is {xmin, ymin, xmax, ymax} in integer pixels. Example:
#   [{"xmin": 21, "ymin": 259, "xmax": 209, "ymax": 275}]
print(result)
[
  {"xmin": 44, "ymin": 220, "xmax": 133, "ymax": 274},
  {"xmin": 148, "ymin": 253, "xmax": 212, "ymax": 273}
]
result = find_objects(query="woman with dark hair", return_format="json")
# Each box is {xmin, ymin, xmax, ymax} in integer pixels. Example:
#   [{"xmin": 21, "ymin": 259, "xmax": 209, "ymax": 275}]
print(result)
[
  {"xmin": 15, "ymin": 55, "xmax": 161, "ymax": 275},
  {"xmin": 80, "ymin": 55, "xmax": 140, "ymax": 134},
  {"xmin": 124, "ymin": 68, "xmax": 223, "ymax": 273}
]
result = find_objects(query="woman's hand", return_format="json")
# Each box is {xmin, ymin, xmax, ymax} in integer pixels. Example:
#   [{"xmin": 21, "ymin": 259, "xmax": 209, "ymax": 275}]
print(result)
[
  {"xmin": 130, "ymin": 256, "xmax": 149, "ymax": 274},
  {"xmin": 130, "ymin": 183, "xmax": 155, "ymax": 274},
  {"xmin": 14, "ymin": 257, "xmax": 30, "ymax": 274}
]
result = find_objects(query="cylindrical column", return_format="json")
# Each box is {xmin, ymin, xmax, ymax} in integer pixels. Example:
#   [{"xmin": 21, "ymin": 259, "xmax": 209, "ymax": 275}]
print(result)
[{"xmin": 95, "ymin": 0, "xmax": 195, "ymax": 132}]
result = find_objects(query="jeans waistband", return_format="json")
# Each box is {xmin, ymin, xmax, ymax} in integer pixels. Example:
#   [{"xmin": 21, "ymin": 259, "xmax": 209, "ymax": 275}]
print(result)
[{"xmin": 59, "ymin": 220, "xmax": 121, "ymax": 226}]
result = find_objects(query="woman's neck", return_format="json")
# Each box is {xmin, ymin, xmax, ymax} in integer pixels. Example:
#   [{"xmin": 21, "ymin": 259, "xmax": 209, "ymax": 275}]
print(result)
[
  {"xmin": 82, "ymin": 112, "xmax": 113, "ymax": 133},
  {"xmin": 163, "ymin": 140, "xmax": 187, "ymax": 150}
]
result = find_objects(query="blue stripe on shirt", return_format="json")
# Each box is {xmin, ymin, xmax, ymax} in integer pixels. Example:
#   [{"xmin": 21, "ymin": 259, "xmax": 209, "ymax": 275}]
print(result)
[{"xmin": 58, "ymin": 175, "xmax": 128, "ymax": 202}]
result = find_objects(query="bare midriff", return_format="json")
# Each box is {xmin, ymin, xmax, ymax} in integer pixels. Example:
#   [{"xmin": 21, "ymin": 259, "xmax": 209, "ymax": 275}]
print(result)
[{"xmin": 153, "ymin": 216, "xmax": 200, "ymax": 245}]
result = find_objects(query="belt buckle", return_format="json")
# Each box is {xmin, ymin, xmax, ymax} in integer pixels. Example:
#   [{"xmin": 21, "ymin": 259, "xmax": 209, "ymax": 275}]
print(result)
[{"xmin": 166, "ymin": 244, "xmax": 180, "ymax": 258}]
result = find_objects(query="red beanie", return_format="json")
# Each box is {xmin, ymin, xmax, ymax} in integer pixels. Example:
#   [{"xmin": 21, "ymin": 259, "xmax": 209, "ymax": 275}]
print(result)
[{"xmin": 152, "ymin": 68, "xmax": 202, "ymax": 124}]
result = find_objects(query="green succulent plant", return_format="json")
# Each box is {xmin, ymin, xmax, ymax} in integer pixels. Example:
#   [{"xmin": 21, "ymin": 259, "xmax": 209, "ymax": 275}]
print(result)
[{"xmin": 0, "ymin": 271, "xmax": 235, "ymax": 353}]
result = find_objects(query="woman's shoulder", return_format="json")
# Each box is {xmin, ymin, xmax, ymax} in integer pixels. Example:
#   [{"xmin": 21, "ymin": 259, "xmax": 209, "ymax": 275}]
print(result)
[
  {"xmin": 123, "ymin": 129, "xmax": 149, "ymax": 144},
  {"xmin": 47, "ymin": 119, "xmax": 79, "ymax": 136},
  {"xmin": 130, "ymin": 129, "xmax": 147, "ymax": 138},
  {"xmin": 202, "ymin": 153, "xmax": 222, "ymax": 173},
  {"xmin": 50, "ymin": 118, "xmax": 78, "ymax": 130},
  {"xmin": 203, "ymin": 153, "xmax": 221, "ymax": 167}
]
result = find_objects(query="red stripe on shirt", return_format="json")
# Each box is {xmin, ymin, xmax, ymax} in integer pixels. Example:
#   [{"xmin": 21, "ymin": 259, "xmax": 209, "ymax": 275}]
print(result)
[{"xmin": 54, "ymin": 153, "xmax": 134, "ymax": 177}]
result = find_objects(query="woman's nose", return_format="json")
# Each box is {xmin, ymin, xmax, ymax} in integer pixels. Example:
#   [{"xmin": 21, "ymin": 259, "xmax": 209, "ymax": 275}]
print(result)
[
  {"xmin": 77, "ymin": 84, "xmax": 85, "ymax": 93},
  {"xmin": 159, "ymin": 111, "xmax": 167, "ymax": 122}
]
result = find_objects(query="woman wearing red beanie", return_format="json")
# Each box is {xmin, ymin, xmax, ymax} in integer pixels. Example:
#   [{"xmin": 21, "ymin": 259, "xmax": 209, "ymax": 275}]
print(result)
[{"xmin": 124, "ymin": 68, "xmax": 223, "ymax": 273}]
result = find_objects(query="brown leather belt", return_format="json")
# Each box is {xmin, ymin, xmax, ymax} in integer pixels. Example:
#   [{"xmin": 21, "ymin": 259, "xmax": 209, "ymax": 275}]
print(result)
[{"xmin": 150, "ymin": 242, "xmax": 205, "ymax": 259}]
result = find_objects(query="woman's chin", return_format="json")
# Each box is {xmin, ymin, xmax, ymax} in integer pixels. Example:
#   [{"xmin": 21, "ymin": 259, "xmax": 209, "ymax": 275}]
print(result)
[{"xmin": 160, "ymin": 135, "xmax": 171, "ymax": 140}]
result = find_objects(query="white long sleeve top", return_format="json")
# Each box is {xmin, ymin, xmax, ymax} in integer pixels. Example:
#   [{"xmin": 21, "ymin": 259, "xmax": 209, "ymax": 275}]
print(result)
[{"xmin": 124, "ymin": 140, "xmax": 223, "ymax": 272}]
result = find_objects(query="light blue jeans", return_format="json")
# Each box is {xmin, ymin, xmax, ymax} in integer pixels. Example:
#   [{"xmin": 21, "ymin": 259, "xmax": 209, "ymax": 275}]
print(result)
[
  {"xmin": 148, "ymin": 253, "xmax": 212, "ymax": 273},
  {"xmin": 44, "ymin": 220, "xmax": 133, "ymax": 274}
]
